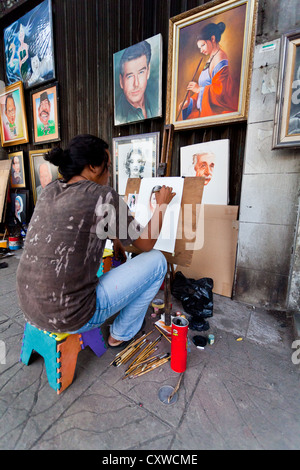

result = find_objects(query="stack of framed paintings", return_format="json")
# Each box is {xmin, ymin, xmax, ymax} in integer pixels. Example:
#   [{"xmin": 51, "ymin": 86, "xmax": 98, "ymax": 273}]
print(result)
[{"xmin": 0, "ymin": 0, "xmax": 60, "ymax": 209}]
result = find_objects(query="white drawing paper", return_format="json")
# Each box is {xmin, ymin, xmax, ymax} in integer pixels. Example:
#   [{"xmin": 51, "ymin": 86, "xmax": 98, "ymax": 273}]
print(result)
[
  {"xmin": 134, "ymin": 177, "xmax": 184, "ymax": 253},
  {"xmin": 180, "ymin": 139, "xmax": 230, "ymax": 205}
]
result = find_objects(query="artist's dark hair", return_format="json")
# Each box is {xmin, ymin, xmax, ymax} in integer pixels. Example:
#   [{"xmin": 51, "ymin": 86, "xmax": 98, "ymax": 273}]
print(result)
[
  {"xmin": 45, "ymin": 134, "xmax": 109, "ymax": 182},
  {"xmin": 119, "ymin": 40, "xmax": 152, "ymax": 76},
  {"xmin": 197, "ymin": 22, "xmax": 226, "ymax": 43}
]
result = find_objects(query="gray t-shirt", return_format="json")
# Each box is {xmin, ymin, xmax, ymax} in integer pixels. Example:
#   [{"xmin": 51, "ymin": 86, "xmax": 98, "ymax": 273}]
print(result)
[{"xmin": 16, "ymin": 179, "xmax": 142, "ymax": 332}]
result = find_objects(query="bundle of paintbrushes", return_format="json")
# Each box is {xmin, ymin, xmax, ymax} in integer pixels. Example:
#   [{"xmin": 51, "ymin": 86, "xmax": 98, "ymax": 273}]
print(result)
[
  {"xmin": 120, "ymin": 334, "xmax": 170, "ymax": 379},
  {"xmin": 123, "ymin": 352, "xmax": 170, "ymax": 379},
  {"xmin": 110, "ymin": 330, "xmax": 154, "ymax": 368}
]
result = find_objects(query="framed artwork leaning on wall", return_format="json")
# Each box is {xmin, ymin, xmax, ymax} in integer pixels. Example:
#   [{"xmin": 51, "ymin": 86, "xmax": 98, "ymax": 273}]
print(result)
[
  {"xmin": 4, "ymin": 0, "xmax": 55, "ymax": 89},
  {"xmin": 113, "ymin": 34, "xmax": 163, "ymax": 126},
  {"xmin": 0, "ymin": 81, "xmax": 29, "ymax": 147},
  {"xmin": 11, "ymin": 190, "xmax": 29, "ymax": 224},
  {"xmin": 113, "ymin": 132, "xmax": 160, "ymax": 195},
  {"xmin": 166, "ymin": 0, "xmax": 258, "ymax": 130},
  {"xmin": 8, "ymin": 151, "xmax": 26, "ymax": 188},
  {"xmin": 273, "ymin": 29, "xmax": 300, "ymax": 148},
  {"xmin": 29, "ymin": 149, "xmax": 58, "ymax": 205},
  {"xmin": 30, "ymin": 82, "xmax": 60, "ymax": 145}
]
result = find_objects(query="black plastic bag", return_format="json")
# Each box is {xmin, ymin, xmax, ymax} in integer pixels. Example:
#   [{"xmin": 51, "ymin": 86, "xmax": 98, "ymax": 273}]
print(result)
[{"xmin": 171, "ymin": 271, "xmax": 213, "ymax": 318}]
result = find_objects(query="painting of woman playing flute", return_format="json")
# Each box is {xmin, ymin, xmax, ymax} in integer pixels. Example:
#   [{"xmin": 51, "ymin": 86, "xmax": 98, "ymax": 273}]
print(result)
[
  {"xmin": 179, "ymin": 21, "xmax": 239, "ymax": 120},
  {"xmin": 166, "ymin": 0, "xmax": 258, "ymax": 130}
]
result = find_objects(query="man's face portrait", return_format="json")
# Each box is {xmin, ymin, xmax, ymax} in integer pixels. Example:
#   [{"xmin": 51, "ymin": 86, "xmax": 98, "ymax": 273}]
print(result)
[
  {"xmin": 181, "ymin": 139, "xmax": 229, "ymax": 205},
  {"xmin": 119, "ymin": 55, "xmax": 150, "ymax": 109},
  {"xmin": 114, "ymin": 34, "xmax": 162, "ymax": 126},
  {"xmin": 39, "ymin": 162, "xmax": 52, "ymax": 188},
  {"xmin": 38, "ymin": 97, "xmax": 51, "ymax": 125},
  {"xmin": 193, "ymin": 152, "xmax": 215, "ymax": 185},
  {"xmin": 5, "ymin": 96, "xmax": 16, "ymax": 125}
]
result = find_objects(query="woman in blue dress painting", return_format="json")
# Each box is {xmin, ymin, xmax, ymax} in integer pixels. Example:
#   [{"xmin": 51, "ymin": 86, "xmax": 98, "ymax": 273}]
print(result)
[{"xmin": 180, "ymin": 22, "xmax": 238, "ymax": 120}]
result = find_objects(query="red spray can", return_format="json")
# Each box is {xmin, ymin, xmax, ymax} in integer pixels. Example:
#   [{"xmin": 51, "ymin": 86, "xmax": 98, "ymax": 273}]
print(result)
[{"xmin": 171, "ymin": 317, "xmax": 189, "ymax": 373}]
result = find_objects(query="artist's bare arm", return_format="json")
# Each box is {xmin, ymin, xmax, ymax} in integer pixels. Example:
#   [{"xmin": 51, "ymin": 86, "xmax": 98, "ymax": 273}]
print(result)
[{"xmin": 133, "ymin": 186, "xmax": 176, "ymax": 252}]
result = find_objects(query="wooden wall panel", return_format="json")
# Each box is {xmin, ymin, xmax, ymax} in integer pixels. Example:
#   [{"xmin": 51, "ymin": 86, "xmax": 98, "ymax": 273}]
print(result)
[{"xmin": 0, "ymin": 0, "xmax": 246, "ymax": 214}]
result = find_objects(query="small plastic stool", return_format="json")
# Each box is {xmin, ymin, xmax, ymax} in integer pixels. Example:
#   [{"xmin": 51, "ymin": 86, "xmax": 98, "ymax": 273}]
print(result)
[
  {"xmin": 97, "ymin": 248, "xmax": 114, "ymax": 277},
  {"xmin": 20, "ymin": 323, "xmax": 107, "ymax": 394}
]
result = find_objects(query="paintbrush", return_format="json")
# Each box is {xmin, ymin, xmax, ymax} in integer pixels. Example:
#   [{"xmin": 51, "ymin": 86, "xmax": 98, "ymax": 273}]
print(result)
[
  {"xmin": 124, "ymin": 350, "xmax": 163, "ymax": 377},
  {"xmin": 129, "ymin": 355, "xmax": 171, "ymax": 378},
  {"xmin": 154, "ymin": 324, "xmax": 171, "ymax": 343},
  {"xmin": 110, "ymin": 330, "xmax": 153, "ymax": 366}
]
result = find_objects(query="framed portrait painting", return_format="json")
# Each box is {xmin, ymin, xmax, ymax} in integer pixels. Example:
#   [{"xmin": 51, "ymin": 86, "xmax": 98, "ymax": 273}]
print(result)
[
  {"xmin": 29, "ymin": 149, "xmax": 58, "ymax": 205},
  {"xmin": 113, "ymin": 132, "xmax": 160, "ymax": 195},
  {"xmin": 4, "ymin": 0, "xmax": 55, "ymax": 89},
  {"xmin": 0, "ymin": 81, "xmax": 29, "ymax": 147},
  {"xmin": 8, "ymin": 151, "xmax": 26, "ymax": 188},
  {"xmin": 166, "ymin": 0, "xmax": 258, "ymax": 130},
  {"xmin": 11, "ymin": 190, "xmax": 29, "ymax": 225},
  {"xmin": 31, "ymin": 82, "xmax": 60, "ymax": 145},
  {"xmin": 273, "ymin": 30, "xmax": 300, "ymax": 148},
  {"xmin": 113, "ymin": 34, "xmax": 163, "ymax": 126}
]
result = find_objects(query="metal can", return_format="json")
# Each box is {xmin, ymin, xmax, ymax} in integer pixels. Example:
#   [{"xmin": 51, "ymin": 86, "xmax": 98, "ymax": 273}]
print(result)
[
  {"xmin": 208, "ymin": 334, "xmax": 215, "ymax": 345},
  {"xmin": 151, "ymin": 298, "xmax": 165, "ymax": 316}
]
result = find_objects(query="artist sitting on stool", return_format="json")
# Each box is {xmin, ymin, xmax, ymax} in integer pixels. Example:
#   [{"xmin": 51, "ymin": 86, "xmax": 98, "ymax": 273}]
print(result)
[{"xmin": 16, "ymin": 134, "xmax": 175, "ymax": 347}]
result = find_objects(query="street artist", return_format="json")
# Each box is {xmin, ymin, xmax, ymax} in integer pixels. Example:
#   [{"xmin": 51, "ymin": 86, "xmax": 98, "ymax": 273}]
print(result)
[{"xmin": 16, "ymin": 134, "xmax": 175, "ymax": 347}]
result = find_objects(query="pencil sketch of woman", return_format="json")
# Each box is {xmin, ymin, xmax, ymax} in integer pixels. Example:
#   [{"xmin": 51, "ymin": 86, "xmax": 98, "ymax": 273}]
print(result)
[
  {"xmin": 179, "ymin": 22, "xmax": 238, "ymax": 120},
  {"xmin": 124, "ymin": 148, "xmax": 146, "ymax": 178}
]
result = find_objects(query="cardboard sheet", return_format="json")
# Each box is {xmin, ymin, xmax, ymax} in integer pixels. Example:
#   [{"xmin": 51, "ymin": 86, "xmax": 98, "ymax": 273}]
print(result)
[
  {"xmin": 176, "ymin": 205, "xmax": 239, "ymax": 298},
  {"xmin": 125, "ymin": 176, "xmax": 205, "ymax": 267}
]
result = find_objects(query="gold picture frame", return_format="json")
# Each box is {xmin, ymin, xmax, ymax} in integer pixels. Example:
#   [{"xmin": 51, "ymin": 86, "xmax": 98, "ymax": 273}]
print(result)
[
  {"xmin": 8, "ymin": 151, "xmax": 26, "ymax": 188},
  {"xmin": 31, "ymin": 82, "xmax": 60, "ymax": 145},
  {"xmin": 273, "ymin": 30, "xmax": 300, "ymax": 149},
  {"xmin": 29, "ymin": 149, "xmax": 58, "ymax": 205},
  {"xmin": 0, "ymin": 81, "xmax": 29, "ymax": 146},
  {"xmin": 166, "ymin": 0, "xmax": 258, "ymax": 131}
]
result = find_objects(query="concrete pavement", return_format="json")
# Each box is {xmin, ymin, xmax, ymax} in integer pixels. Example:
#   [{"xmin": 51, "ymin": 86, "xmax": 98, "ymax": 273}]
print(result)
[{"xmin": 0, "ymin": 252, "xmax": 299, "ymax": 450}]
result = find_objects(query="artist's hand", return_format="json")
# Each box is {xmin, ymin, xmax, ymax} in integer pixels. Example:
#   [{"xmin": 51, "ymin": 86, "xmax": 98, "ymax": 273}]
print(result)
[
  {"xmin": 155, "ymin": 186, "xmax": 176, "ymax": 206},
  {"xmin": 113, "ymin": 238, "xmax": 127, "ymax": 263},
  {"xmin": 187, "ymin": 81, "xmax": 200, "ymax": 93}
]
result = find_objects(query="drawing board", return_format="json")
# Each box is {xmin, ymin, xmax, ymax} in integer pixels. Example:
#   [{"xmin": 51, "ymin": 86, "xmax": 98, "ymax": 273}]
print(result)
[{"xmin": 124, "ymin": 176, "xmax": 205, "ymax": 266}]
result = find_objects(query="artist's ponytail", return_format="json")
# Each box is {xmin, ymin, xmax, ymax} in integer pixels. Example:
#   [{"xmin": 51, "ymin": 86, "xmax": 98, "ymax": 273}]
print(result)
[{"xmin": 45, "ymin": 134, "xmax": 109, "ymax": 182}]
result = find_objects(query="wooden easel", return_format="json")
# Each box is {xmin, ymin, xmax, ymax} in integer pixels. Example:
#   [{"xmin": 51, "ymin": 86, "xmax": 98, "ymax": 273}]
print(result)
[
  {"xmin": 125, "ymin": 124, "xmax": 205, "ymax": 324},
  {"xmin": 157, "ymin": 124, "xmax": 174, "ymax": 178}
]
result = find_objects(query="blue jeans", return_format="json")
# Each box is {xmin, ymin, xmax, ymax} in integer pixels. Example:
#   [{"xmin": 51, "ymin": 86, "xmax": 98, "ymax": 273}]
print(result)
[{"xmin": 72, "ymin": 250, "xmax": 167, "ymax": 341}]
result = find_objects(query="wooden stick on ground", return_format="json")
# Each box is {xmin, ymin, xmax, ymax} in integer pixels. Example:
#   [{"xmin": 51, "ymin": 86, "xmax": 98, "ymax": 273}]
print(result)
[{"xmin": 168, "ymin": 372, "xmax": 184, "ymax": 403}]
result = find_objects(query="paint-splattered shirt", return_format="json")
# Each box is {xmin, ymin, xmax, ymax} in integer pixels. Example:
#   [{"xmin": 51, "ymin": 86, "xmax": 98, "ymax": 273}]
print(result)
[{"xmin": 16, "ymin": 180, "xmax": 142, "ymax": 332}]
